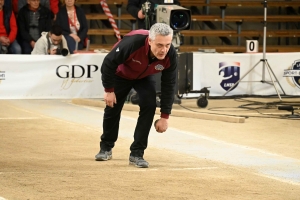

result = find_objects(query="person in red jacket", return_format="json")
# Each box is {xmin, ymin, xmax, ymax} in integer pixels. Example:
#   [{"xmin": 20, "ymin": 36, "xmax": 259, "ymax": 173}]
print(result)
[{"xmin": 0, "ymin": 0, "xmax": 21, "ymax": 54}]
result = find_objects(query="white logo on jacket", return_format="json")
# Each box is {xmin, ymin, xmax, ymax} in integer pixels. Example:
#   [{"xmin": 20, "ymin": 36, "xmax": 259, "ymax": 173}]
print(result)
[
  {"xmin": 132, "ymin": 58, "xmax": 142, "ymax": 64},
  {"xmin": 155, "ymin": 64, "xmax": 164, "ymax": 71},
  {"xmin": 116, "ymin": 47, "xmax": 120, "ymax": 52}
]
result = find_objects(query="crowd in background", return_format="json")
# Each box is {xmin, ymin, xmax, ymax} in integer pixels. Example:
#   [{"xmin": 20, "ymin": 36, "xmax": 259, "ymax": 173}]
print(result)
[{"xmin": 0, "ymin": 0, "xmax": 88, "ymax": 55}]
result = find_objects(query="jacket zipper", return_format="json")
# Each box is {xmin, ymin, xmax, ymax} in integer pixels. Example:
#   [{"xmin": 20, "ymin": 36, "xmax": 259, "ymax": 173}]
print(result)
[{"xmin": 136, "ymin": 63, "xmax": 150, "ymax": 79}]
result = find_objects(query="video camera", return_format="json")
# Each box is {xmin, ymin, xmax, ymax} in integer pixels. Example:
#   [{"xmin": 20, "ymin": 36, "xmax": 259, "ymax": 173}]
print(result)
[
  {"xmin": 141, "ymin": 0, "xmax": 191, "ymax": 48},
  {"xmin": 156, "ymin": 4, "xmax": 191, "ymax": 31}
]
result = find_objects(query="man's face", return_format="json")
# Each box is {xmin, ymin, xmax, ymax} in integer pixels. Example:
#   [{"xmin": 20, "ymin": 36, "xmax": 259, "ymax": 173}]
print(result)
[
  {"xmin": 27, "ymin": 0, "xmax": 40, "ymax": 10},
  {"xmin": 50, "ymin": 33, "xmax": 62, "ymax": 45},
  {"xmin": 0, "ymin": 0, "xmax": 4, "ymax": 11},
  {"xmin": 148, "ymin": 34, "xmax": 172, "ymax": 60}
]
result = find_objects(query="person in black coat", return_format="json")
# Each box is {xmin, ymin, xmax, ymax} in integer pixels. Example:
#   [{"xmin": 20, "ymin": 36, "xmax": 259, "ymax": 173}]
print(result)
[
  {"xmin": 17, "ymin": 0, "xmax": 52, "ymax": 54},
  {"xmin": 54, "ymin": 0, "xmax": 87, "ymax": 54}
]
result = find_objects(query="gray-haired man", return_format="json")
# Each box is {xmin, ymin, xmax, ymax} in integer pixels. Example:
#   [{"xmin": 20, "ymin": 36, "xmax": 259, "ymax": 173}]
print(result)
[{"xmin": 95, "ymin": 23, "xmax": 178, "ymax": 168}]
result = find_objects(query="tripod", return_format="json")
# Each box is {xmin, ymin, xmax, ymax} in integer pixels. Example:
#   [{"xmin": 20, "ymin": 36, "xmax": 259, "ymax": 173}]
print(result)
[
  {"xmin": 223, "ymin": 0, "xmax": 286, "ymax": 100},
  {"xmin": 142, "ymin": 0, "xmax": 153, "ymax": 30}
]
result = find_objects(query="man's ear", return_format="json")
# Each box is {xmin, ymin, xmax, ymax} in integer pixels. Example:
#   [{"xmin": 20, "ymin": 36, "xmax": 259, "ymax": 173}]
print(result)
[{"xmin": 148, "ymin": 37, "xmax": 151, "ymax": 46}]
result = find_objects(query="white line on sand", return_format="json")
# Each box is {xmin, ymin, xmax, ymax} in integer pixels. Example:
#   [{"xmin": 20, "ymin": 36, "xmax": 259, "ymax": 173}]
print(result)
[
  {"xmin": 0, "ymin": 197, "xmax": 7, "ymax": 200},
  {"xmin": 170, "ymin": 167, "xmax": 219, "ymax": 170},
  {"xmin": 123, "ymin": 167, "xmax": 218, "ymax": 172},
  {"xmin": 0, "ymin": 117, "xmax": 40, "ymax": 120}
]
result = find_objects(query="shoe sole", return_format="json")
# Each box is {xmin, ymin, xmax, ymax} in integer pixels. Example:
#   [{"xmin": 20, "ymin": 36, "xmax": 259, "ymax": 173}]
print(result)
[
  {"xmin": 95, "ymin": 155, "xmax": 112, "ymax": 161},
  {"xmin": 129, "ymin": 161, "xmax": 149, "ymax": 168}
]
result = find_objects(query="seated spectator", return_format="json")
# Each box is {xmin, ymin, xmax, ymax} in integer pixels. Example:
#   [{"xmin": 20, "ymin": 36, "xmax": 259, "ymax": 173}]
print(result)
[
  {"xmin": 31, "ymin": 24, "xmax": 69, "ymax": 55},
  {"xmin": 0, "ymin": 0, "xmax": 22, "ymax": 54},
  {"xmin": 17, "ymin": 0, "xmax": 52, "ymax": 54},
  {"xmin": 54, "ymin": 0, "xmax": 87, "ymax": 54},
  {"xmin": 15, "ymin": 0, "xmax": 59, "ymax": 19}
]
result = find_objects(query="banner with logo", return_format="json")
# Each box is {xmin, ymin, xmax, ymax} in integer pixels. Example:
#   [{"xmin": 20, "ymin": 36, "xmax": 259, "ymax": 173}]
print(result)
[
  {"xmin": 192, "ymin": 52, "xmax": 300, "ymax": 96},
  {"xmin": 0, "ymin": 54, "xmax": 105, "ymax": 99},
  {"xmin": 0, "ymin": 52, "xmax": 300, "ymax": 99}
]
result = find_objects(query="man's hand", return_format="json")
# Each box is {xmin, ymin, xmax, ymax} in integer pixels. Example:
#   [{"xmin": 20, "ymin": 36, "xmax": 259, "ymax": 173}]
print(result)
[
  {"xmin": 50, "ymin": 47, "xmax": 57, "ymax": 55},
  {"xmin": 138, "ymin": 10, "xmax": 145, "ymax": 19},
  {"xmin": 104, "ymin": 92, "xmax": 117, "ymax": 108},
  {"xmin": 0, "ymin": 36, "xmax": 9, "ymax": 45},
  {"xmin": 154, "ymin": 118, "xmax": 168, "ymax": 133},
  {"xmin": 70, "ymin": 34, "xmax": 81, "ymax": 42},
  {"xmin": 30, "ymin": 41, "xmax": 36, "ymax": 48},
  {"xmin": 2, "ymin": 37, "xmax": 10, "ymax": 46}
]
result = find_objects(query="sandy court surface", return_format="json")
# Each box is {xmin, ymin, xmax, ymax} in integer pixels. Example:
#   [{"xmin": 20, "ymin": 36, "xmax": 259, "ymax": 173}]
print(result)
[{"xmin": 0, "ymin": 98, "xmax": 300, "ymax": 200}]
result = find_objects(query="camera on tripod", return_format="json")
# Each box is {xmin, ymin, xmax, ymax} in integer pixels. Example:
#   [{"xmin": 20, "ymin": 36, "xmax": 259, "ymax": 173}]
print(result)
[
  {"xmin": 141, "ymin": 0, "xmax": 191, "ymax": 49},
  {"xmin": 156, "ymin": 4, "xmax": 191, "ymax": 31}
]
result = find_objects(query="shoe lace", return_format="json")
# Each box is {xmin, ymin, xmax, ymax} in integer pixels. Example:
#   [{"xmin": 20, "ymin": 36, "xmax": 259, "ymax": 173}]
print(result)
[
  {"xmin": 100, "ymin": 150, "xmax": 110, "ymax": 154},
  {"xmin": 136, "ymin": 157, "xmax": 147, "ymax": 164}
]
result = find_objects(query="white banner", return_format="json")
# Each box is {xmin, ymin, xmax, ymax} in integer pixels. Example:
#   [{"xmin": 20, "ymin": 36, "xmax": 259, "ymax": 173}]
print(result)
[
  {"xmin": 0, "ymin": 52, "xmax": 299, "ymax": 99},
  {"xmin": 192, "ymin": 52, "xmax": 300, "ymax": 96},
  {"xmin": 0, "ymin": 54, "xmax": 106, "ymax": 99}
]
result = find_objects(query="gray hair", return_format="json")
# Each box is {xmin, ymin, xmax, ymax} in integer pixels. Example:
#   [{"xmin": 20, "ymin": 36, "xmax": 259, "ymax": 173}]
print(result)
[{"xmin": 149, "ymin": 23, "xmax": 173, "ymax": 40}]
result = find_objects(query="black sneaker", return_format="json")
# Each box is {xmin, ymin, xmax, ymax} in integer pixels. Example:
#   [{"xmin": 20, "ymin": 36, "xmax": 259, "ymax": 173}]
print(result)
[
  {"xmin": 95, "ymin": 150, "xmax": 112, "ymax": 161},
  {"xmin": 129, "ymin": 155, "xmax": 149, "ymax": 168}
]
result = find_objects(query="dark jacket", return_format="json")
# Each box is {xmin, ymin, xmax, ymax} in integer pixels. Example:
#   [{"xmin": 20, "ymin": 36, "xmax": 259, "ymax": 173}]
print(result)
[
  {"xmin": 101, "ymin": 29, "xmax": 178, "ymax": 115},
  {"xmin": 54, "ymin": 5, "xmax": 88, "ymax": 46},
  {"xmin": 127, "ymin": 0, "xmax": 180, "ymax": 29},
  {"xmin": 17, "ymin": 5, "xmax": 52, "ymax": 42}
]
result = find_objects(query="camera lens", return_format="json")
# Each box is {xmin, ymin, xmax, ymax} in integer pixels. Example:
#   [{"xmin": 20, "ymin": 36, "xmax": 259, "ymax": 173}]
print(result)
[{"xmin": 170, "ymin": 10, "xmax": 190, "ymax": 30}]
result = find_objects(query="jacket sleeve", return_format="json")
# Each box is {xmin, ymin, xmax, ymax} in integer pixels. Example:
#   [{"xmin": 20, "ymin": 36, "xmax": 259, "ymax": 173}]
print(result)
[
  {"xmin": 17, "ymin": 9, "xmax": 34, "ymax": 42},
  {"xmin": 44, "ymin": 7, "xmax": 52, "ymax": 32},
  {"xmin": 76, "ymin": 7, "xmax": 88, "ymax": 43},
  {"xmin": 126, "ymin": 0, "xmax": 140, "ymax": 19},
  {"xmin": 54, "ymin": 9, "xmax": 70, "ymax": 36},
  {"xmin": 101, "ymin": 37, "xmax": 135, "ymax": 92},
  {"xmin": 159, "ymin": 45, "xmax": 178, "ymax": 118},
  {"xmin": 31, "ymin": 37, "xmax": 47, "ymax": 54},
  {"xmin": 8, "ymin": 12, "xmax": 17, "ymax": 42},
  {"xmin": 50, "ymin": 0, "xmax": 59, "ymax": 14}
]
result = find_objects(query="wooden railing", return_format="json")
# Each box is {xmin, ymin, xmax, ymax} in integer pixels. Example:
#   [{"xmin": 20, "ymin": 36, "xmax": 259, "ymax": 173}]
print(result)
[
  {"xmin": 88, "ymin": 29, "xmax": 300, "ymax": 37},
  {"xmin": 88, "ymin": 43, "xmax": 300, "ymax": 53},
  {"xmin": 85, "ymin": 13, "xmax": 300, "ymax": 23},
  {"xmin": 79, "ymin": 0, "xmax": 300, "ymax": 52}
]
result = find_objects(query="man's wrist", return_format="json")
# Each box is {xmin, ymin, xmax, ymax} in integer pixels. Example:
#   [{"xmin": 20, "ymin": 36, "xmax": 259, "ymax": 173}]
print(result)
[
  {"xmin": 160, "ymin": 113, "xmax": 169, "ymax": 119},
  {"xmin": 104, "ymin": 88, "xmax": 114, "ymax": 93}
]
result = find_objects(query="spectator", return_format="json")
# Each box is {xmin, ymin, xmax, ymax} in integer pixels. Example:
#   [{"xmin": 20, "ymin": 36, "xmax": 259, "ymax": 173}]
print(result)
[
  {"xmin": 54, "ymin": 0, "xmax": 87, "ymax": 54},
  {"xmin": 31, "ymin": 24, "xmax": 69, "ymax": 55},
  {"xmin": 0, "ymin": 0, "xmax": 21, "ymax": 54},
  {"xmin": 14, "ymin": 0, "xmax": 59, "ymax": 19},
  {"xmin": 17, "ymin": 0, "xmax": 52, "ymax": 54},
  {"xmin": 127, "ymin": 0, "xmax": 180, "ymax": 29}
]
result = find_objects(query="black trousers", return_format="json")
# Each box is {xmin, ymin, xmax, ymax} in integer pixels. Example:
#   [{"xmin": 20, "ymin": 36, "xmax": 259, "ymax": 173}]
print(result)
[{"xmin": 100, "ymin": 75, "xmax": 157, "ymax": 157}]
